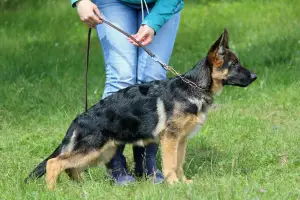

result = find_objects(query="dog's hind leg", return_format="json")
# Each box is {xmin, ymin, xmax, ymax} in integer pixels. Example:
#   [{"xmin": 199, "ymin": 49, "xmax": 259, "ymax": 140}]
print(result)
[
  {"xmin": 160, "ymin": 132, "xmax": 180, "ymax": 184},
  {"xmin": 46, "ymin": 141, "xmax": 117, "ymax": 190},
  {"xmin": 176, "ymin": 137, "xmax": 192, "ymax": 184},
  {"xmin": 65, "ymin": 168, "xmax": 84, "ymax": 183},
  {"xmin": 46, "ymin": 150, "xmax": 101, "ymax": 190},
  {"xmin": 46, "ymin": 157, "xmax": 68, "ymax": 190},
  {"xmin": 64, "ymin": 143, "xmax": 117, "ymax": 183}
]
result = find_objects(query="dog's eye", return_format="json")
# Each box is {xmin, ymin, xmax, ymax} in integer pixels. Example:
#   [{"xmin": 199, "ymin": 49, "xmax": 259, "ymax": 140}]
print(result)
[{"xmin": 231, "ymin": 63, "xmax": 238, "ymax": 69}]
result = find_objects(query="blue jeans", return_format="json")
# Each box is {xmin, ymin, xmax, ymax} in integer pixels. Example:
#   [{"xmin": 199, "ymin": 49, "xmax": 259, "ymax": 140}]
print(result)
[{"xmin": 93, "ymin": 0, "xmax": 180, "ymax": 178}]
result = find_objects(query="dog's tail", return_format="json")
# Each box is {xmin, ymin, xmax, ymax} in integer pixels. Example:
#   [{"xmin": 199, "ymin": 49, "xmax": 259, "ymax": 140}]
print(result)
[{"xmin": 24, "ymin": 122, "xmax": 78, "ymax": 183}]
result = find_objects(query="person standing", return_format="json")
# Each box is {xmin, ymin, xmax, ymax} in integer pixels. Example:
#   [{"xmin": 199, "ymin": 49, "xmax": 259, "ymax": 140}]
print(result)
[{"xmin": 72, "ymin": 0, "xmax": 183, "ymax": 185}]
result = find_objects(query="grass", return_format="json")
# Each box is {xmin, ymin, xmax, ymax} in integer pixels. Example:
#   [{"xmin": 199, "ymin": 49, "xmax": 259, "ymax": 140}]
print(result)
[{"xmin": 1, "ymin": 0, "xmax": 300, "ymax": 199}]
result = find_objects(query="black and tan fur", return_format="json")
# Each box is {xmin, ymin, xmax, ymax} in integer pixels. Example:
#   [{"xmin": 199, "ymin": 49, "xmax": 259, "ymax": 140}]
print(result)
[{"xmin": 25, "ymin": 29, "xmax": 257, "ymax": 189}]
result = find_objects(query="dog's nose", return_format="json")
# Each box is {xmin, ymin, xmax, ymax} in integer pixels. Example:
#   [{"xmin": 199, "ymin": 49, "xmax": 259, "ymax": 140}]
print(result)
[{"xmin": 250, "ymin": 73, "xmax": 257, "ymax": 81}]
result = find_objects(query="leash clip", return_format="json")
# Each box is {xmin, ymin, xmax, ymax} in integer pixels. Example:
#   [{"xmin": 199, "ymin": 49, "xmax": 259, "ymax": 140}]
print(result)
[
  {"xmin": 151, "ymin": 55, "xmax": 169, "ymax": 70},
  {"xmin": 151, "ymin": 55, "xmax": 159, "ymax": 62}
]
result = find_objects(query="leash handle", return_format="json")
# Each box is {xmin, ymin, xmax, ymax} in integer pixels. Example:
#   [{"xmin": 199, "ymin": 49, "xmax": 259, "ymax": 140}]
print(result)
[{"xmin": 85, "ymin": 28, "xmax": 92, "ymax": 112}]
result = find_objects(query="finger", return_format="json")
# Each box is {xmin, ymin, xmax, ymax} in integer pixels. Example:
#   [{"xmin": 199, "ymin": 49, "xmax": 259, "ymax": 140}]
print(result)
[
  {"xmin": 88, "ymin": 20, "xmax": 96, "ymax": 28},
  {"xmin": 128, "ymin": 34, "xmax": 136, "ymax": 42},
  {"xmin": 90, "ymin": 15, "xmax": 101, "ymax": 25},
  {"xmin": 83, "ymin": 13, "xmax": 98, "ymax": 26},
  {"xmin": 134, "ymin": 26, "xmax": 147, "ymax": 42},
  {"xmin": 84, "ymin": 19, "xmax": 95, "ymax": 28},
  {"xmin": 128, "ymin": 34, "xmax": 138, "ymax": 44},
  {"xmin": 141, "ymin": 37, "xmax": 152, "ymax": 46},
  {"xmin": 128, "ymin": 38, "xmax": 134, "ymax": 44},
  {"xmin": 93, "ymin": 7, "xmax": 103, "ymax": 23},
  {"xmin": 86, "ymin": 23, "xmax": 95, "ymax": 28},
  {"xmin": 135, "ymin": 32, "xmax": 147, "ymax": 42}
]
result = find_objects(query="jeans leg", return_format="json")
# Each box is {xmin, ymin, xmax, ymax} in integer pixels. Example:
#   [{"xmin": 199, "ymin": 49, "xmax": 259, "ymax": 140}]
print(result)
[
  {"xmin": 94, "ymin": 0, "xmax": 138, "ymax": 98},
  {"xmin": 94, "ymin": 0, "xmax": 138, "ymax": 183},
  {"xmin": 137, "ymin": 12, "xmax": 181, "ymax": 83}
]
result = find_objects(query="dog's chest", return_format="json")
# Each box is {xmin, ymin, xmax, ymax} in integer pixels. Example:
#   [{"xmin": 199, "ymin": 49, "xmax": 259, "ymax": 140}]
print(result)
[
  {"xmin": 184, "ymin": 98, "xmax": 208, "ymax": 138},
  {"xmin": 152, "ymin": 97, "xmax": 209, "ymax": 138},
  {"xmin": 187, "ymin": 112, "xmax": 207, "ymax": 138}
]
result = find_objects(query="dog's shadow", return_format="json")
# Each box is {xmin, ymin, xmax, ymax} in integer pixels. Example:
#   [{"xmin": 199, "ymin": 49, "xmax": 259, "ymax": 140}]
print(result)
[
  {"xmin": 85, "ymin": 136, "xmax": 232, "ymax": 182},
  {"xmin": 153, "ymin": 136, "xmax": 230, "ymax": 179}
]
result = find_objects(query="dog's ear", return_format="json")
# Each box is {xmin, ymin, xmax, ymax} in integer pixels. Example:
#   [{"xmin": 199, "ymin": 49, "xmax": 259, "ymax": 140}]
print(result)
[{"xmin": 207, "ymin": 29, "xmax": 229, "ymax": 67}]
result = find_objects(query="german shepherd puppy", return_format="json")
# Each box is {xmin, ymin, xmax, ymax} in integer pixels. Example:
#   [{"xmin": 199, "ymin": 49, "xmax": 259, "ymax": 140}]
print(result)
[{"xmin": 25, "ymin": 29, "xmax": 257, "ymax": 189}]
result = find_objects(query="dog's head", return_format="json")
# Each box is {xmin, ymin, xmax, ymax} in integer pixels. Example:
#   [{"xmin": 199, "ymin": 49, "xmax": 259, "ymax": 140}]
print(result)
[{"xmin": 207, "ymin": 29, "xmax": 257, "ymax": 93}]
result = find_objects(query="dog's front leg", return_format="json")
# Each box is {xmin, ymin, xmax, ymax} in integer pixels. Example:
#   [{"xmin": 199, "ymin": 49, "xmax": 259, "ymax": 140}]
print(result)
[
  {"xmin": 160, "ymin": 132, "xmax": 180, "ymax": 184},
  {"xmin": 176, "ymin": 137, "xmax": 192, "ymax": 184}
]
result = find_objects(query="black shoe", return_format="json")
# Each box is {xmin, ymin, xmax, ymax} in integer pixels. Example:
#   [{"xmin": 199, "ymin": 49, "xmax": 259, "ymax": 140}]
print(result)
[{"xmin": 133, "ymin": 143, "xmax": 164, "ymax": 184}]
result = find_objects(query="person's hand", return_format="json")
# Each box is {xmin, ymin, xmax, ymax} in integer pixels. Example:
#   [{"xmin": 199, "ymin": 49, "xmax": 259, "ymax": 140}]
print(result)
[
  {"xmin": 76, "ymin": 0, "xmax": 103, "ymax": 28},
  {"xmin": 128, "ymin": 25, "xmax": 155, "ymax": 46}
]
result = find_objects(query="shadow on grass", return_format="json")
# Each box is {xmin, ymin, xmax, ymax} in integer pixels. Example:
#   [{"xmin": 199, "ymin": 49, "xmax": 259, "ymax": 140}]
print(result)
[{"xmin": 153, "ymin": 137, "xmax": 233, "ymax": 179}]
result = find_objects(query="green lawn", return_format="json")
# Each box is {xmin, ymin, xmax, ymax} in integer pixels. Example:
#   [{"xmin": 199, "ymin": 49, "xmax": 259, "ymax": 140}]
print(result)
[{"xmin": 1, "ymin": 0, "xmax": 300, "ymax": 199}]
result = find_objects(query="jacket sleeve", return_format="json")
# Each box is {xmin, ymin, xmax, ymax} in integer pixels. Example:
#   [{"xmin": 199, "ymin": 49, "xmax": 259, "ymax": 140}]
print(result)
[
  {"xmin": 141, "ymin": 0, "xmax": 184, "ymax": 33},
  {"xmin": 71, "ymin": 0, "xmax": 78, "ymax": 8}
]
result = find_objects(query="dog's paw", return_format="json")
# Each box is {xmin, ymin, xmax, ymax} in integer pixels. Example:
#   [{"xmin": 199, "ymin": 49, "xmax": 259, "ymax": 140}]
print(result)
[
  {"xmin": 182, "ymin": 179, "xmax": 193, "ymax": 184},
  {"xmin": 165, "ymin": 177, "xmax": 179, "ymax": 185},
  {"xmin": 180, "ymin": 176, "xmax": 193, "ymax": 184},
  {"xmin": 47, "ymin": 184, "xmax": 56, "ymax": 190}
]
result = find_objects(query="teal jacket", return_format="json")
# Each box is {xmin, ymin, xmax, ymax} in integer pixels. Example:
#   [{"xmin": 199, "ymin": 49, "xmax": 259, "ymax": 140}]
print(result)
[{"xmin": 71, "ymin": 0, "xmax": 184, "ymax": 33}]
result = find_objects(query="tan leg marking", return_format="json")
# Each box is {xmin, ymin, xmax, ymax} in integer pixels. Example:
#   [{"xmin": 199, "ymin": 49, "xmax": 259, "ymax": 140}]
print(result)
[
  {"xmin": 160, "ymin": 134, "xmax": 179, "ymax": 184},
  {"xmin": 161, "ymin": 110, "xmax": 204, "ymax": 184},
  {"xmin": 159, "ymin": 101, "xmax": 207, "ymax": 185},
  {"xmin": 98, "ymin": 143, "xmax": 117, "ymax": 164},
  {"xmin": 176, "ymin": 137, "xmax": 192, "ymax": 184},
  {"xmin": 46, "ymin": 157, "xmax": 64, "ymax": 190},
  {"xmin": 46, "ymin": 142, "xmax": 116, "ymax": 190}
]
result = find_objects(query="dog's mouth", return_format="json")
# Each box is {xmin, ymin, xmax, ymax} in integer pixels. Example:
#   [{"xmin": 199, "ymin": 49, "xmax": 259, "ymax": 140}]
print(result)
[
  {"xmin": 223, "ymin": 80, "xmax": 249, "ymax": 87},
  {"xmin": 222, "ymin": 73, "xmax": 257, "ymax": 87}
]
